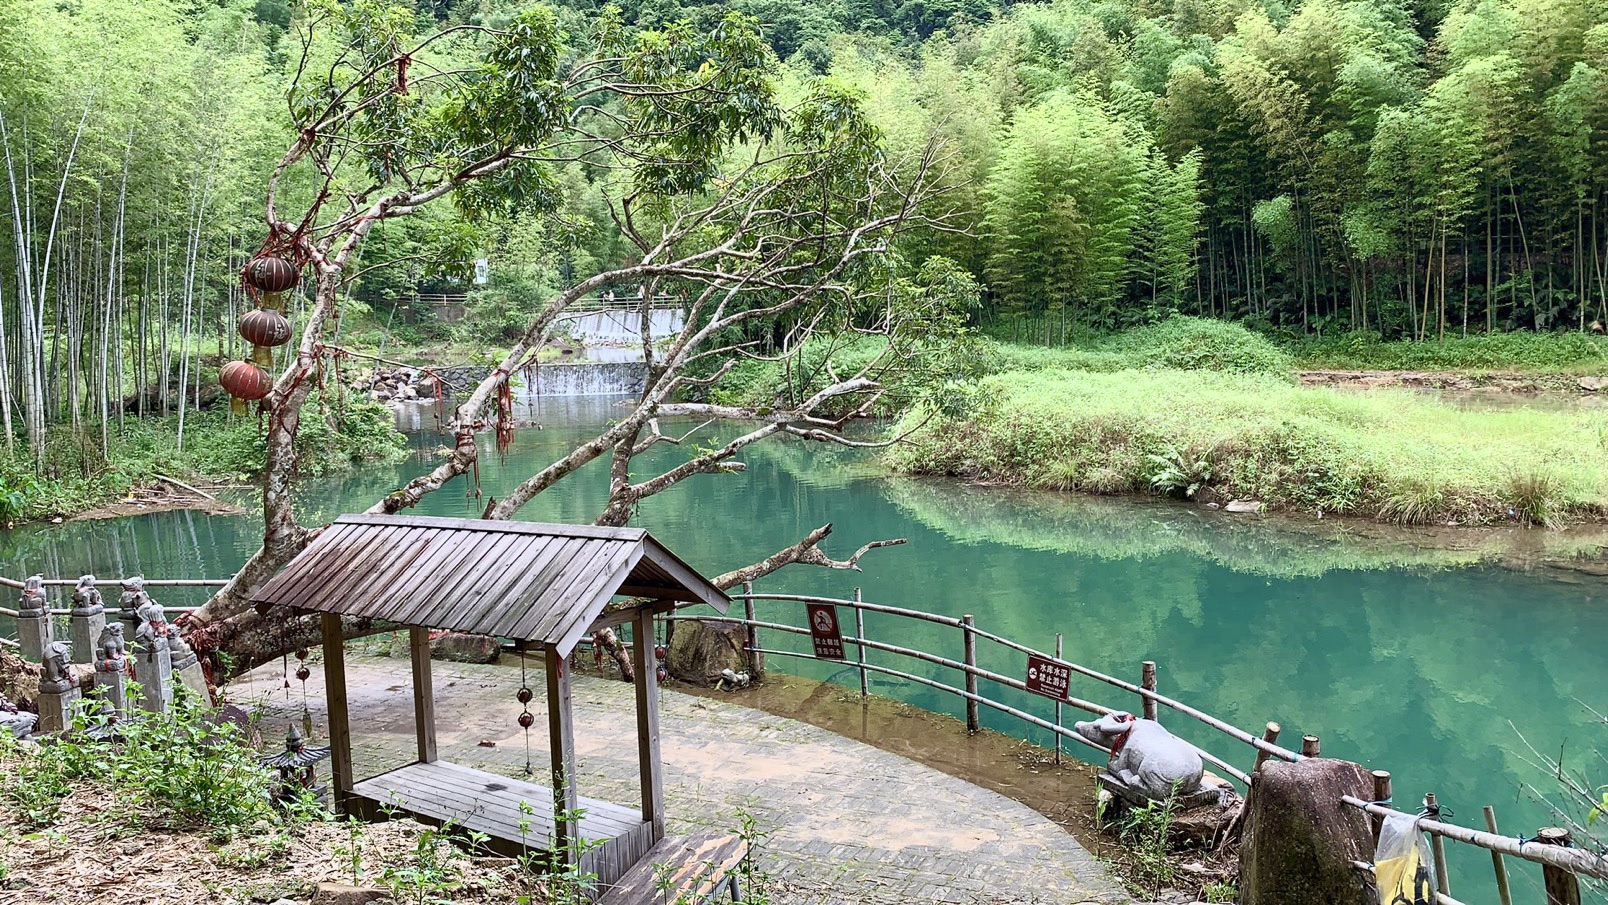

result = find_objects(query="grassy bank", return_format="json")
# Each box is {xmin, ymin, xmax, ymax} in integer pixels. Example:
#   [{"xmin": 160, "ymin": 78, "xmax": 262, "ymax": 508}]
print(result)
[
  {"xmin": 0, "ymin": 395, "xmax": 405, "ymax": 525},
  {"xmin": 888, "ymin": 369, "xmax": 1608, "ymax": 527},
  {"xmin": 1287, "ymin": 331, "xmax": 1608, "ymax": 373}
]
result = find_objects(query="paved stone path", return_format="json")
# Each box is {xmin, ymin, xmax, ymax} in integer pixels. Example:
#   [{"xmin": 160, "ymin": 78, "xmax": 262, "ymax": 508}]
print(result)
[{"xmin": 240, "ymin": 652, "xmax": 1130, "ymax": 905}]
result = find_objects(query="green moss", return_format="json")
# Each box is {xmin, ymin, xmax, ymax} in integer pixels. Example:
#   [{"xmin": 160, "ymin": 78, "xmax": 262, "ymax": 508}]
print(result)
[{"xmin": 888, "ymin": 369, "xmax": 1608, "ymax": 526}]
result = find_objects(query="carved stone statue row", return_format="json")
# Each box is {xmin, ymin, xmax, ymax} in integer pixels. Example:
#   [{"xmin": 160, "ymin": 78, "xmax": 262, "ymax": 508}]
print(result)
[{"xmin": 12, "ymin": 574, "xmax": 209, "ymax": 736}]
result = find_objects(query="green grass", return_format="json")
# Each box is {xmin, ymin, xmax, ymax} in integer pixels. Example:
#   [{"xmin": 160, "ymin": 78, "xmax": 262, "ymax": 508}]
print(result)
[
  {"xmin": 0, "ymin": 392, "xmax": 405, "ymax": 524},
  {"xmin": 888, "ymin": 369, "xmax": 1608, "ymax": 526},
  {"xmin": 1287, "ymin": 330, "xmax": 1608, "ymax": 374}
]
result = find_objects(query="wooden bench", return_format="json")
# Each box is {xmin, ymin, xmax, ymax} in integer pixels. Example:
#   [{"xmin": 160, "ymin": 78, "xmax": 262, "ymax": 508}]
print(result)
[{"xmin": 596, "ymin": 831, "xmax": 750, "ymax": 904}]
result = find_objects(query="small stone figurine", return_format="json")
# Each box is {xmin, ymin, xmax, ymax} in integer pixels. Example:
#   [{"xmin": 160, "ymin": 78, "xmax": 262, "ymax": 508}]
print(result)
[
  {"xmin": 0, "ymin": 692, "xmax": 38, "ymax": 739},
  {"xmin": 18, "ymin": 575, "xmax": 46, "ymax": 617},
  {"xmin": 134, "ymin": 598, "xmax": 170, "ymax": 652},
  {"xmin": 39, "ymin": 640, "xmax": 74, "ymax": 694},
  {"xmin": 69, "ymin": 574, "xmax": 107, "ymax": 665},
  {"xmin": 259, "ymin": 725, "xmax": 332, "ymax": 804},
  {"xmin": 118, "ymin": 576, "xmax": 148, "ymax": 628}
]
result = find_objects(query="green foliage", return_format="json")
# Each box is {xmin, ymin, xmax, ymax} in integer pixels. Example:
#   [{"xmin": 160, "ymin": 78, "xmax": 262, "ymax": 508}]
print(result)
[
  {"xmin": 982, "ymin": 318, "xmax": 1295, "ymax": 377},
  {"xmin": 1113, "ymin": 797, "xmax": 1180, "ymax": 893},
  {"xmin": 0, "ymin": 690, "xmax": 279, "ymax": 832},
  {"xmin": 380, "ymin": 820, "xmax": 465, "ymax": 905},
  {"xmin": 890, "ymin": 368, "xmax": 1608, "ymax": 525},
  {"xmin": 1289, "ymin": 331, "xmax": 1608, "ymax": 373},
  {"xmin": 1147, "ymin": 445, "xmax": 1215, "ymax": 499}
]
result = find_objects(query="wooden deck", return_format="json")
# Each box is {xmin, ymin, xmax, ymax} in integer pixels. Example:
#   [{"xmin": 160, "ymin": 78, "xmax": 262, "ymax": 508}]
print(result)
[{"xmin": 351, "ymin": 760, "xmax": 656, "ymax": 886}]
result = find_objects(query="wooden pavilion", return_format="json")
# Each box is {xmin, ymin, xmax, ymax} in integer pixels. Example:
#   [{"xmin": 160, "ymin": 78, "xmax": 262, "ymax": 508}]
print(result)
[{"xmin": 251, "ymin": 514, "xmax": 730, "ymax": 888}]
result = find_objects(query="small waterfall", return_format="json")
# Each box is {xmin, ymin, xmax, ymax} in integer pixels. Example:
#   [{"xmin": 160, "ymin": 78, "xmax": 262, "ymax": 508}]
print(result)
[
  {"xmin": 521, "ymin": 361, "xmax": 648, "ymax": 397},
  {"xmin": 566, "ymin": 308, "xmax": 684, "ymax": 344}
]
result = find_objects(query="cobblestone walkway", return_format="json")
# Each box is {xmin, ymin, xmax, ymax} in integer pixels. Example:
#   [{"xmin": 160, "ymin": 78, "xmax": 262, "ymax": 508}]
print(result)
[{"xmin": 241, "ymin": 652, "xmax": 1129, "ymax": 905}]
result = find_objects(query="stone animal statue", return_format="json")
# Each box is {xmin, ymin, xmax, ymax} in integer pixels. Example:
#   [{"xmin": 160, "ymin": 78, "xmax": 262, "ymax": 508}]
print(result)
[
  {"xmin": 19, "ymin": 574, "xmax": 46, "ymax": 616},
  {"xmin": 39, "ymin": 640, "xmax": 74, "ymax": 694},
  {"xmin": 98, "ymin": 623, "xmax": 128, "ymax": 668},
  {"xmin": 1074, "ymin": 711, "xmax": 1204, "ymax": 801},
  {"xmin": 134, "ymin": 598, "xmax": 169, "ymax": 651},
  {"xmin": 72, "ymin": 575, "xmax": 102, "ymax": 613},
  {"xmin": 0, "ymin": 693, "xmax": 36, "ymax": 739},
  {"xmin": 118, "ymin": 576, "xmax": 148, "ymax": 626}
]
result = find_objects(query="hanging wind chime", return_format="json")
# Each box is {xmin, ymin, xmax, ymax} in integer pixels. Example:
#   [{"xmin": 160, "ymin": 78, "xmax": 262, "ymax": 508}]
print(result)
[
  {"xmin": 516, "ymin": 642, "xmax": 535, "ymax": 776},
  {"xmin": 295, "ymin": 647, "xmax": 314, "ymax": 739},
  {"xmin": 221, "ymin": 255, "xmax": 299, "ymax": 414}
]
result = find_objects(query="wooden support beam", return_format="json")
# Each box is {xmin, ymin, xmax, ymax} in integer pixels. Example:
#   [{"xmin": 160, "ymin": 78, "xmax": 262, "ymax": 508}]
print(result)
[
  {"xmin": 410, "ymin": 626, "xmax": 437, "ymax": 764},
  {"xmin": 547, "ymin": 644, "xmax": 580, "ymax": 861},
  {"xmin": 321, "ymin": 612, "xmax": 354, "ymax": 813},
  {"xmin": 632, "ymin": 608, "xmax": 665, "ymax": 841}
]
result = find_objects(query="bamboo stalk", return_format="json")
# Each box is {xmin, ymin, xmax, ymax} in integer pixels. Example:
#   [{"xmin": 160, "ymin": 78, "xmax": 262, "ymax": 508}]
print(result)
[
  {"xmin": 1342, "ymin": 798, "xmax": 1608, "ymax": 882},
  {"xmin": 1140, "ymin": 660, "xmax": 1157, "ymax": 722},
  {"xmin": 1483, "ymin": 806, "xmax": 1513, "ymax": 905},
  {"xmin": 1425, "ymin": 792, "xmax": 1450, "ymax": 896},
  {"xmin": 1301, "ymin": 735, "xmax": 1320, "ymax": 758},
  {"xmin": 1253, "ymin": 721, "xmax": 1280, "ymax": 774}
]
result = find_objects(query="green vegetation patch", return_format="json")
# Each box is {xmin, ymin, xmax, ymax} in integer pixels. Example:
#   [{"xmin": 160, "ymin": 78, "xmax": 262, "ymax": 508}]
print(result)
[
  {"xmin": 889, "ymin": 369, "xmax": 1608, "ymax": 527},
  {"xmin": 0, "ymin": 395, "xmax": 405, "ymax": 525},
  {"xmin": 989, "ymin": 318, "xmax": 1295, "ymax": 377},
  {"xmin": 1288, "ymin": 332, "xmax": 1608, "ymax": 374}
]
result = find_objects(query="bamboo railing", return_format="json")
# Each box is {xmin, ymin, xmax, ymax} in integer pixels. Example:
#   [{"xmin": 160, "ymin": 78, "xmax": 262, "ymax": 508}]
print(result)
[
  {"xmin": 5, "ymin": 573, "xmax": 1602, "ymax": 902},
  {"xmin": 668, "ymin": 585, "xmax": 1605, "ymax": 905}
]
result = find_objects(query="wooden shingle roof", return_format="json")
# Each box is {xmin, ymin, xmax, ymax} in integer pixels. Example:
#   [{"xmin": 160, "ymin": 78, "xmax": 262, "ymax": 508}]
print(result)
[{"xmin": 251, "ymin": 514, "xmax": 729, "ymax": 655}]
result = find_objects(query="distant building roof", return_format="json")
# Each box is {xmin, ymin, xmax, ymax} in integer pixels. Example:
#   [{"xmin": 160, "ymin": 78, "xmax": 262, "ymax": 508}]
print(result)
[{"xmin": 251, "ymin": 514, "xmax": 729, "ymax": 655}]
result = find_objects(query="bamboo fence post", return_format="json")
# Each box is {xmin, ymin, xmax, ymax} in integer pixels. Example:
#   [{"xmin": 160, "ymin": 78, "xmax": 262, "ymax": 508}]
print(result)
[
  {"xmin": 742, "ymin": 581, "xmax": 760, "ymax": 677},
  {"xmin": 1537, "ymin": 828, "xmax": 1582, "ymax": 905},
  {"xmin": 1301, "ymin": 735, "xmax": 1321, "ymax": 758},
  {"xmin": 1141, "ymin": 660, "xmax": 1158, "ymax": 722},
  {"xmin": 1253, "ymin": 722, "xmax": 1281, "ymax": 774},
  {"xmin": 854, "ymin": 587, "xmax": 868, "ymax": 698},
  {"xmin": 1371, "ymin": 771, "xmax": 1392, "ymax": 842},
  {"xmin": 962, "ymin": 614, "xmax": 979, "ymax": 734},
  {"xmin": 1425, "ymin": 792, "xmax": 1450, "ymax": 896},
  {"xmin": 1483, "ymin": 806, "xmax": 1513, "ymax": 905},
  {"xmin": 1054, "ymin": 633, "xmax": 1064, "ymax": 765}
]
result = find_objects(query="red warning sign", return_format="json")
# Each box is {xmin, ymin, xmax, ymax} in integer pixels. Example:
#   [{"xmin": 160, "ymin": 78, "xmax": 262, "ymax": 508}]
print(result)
[
  {"xmin": 1025, "ymin": 653, "xmax": 1072, "ymax": 702},
  {"xmin": 806, "ymin": 603, "xmax": 846, "ymax": 660}
]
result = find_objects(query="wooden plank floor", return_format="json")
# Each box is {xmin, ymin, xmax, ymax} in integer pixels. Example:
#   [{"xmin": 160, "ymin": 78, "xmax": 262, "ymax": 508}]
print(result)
[{"xmin": 352, "ymin": 760, "xmax": 644, "ymax": 850}]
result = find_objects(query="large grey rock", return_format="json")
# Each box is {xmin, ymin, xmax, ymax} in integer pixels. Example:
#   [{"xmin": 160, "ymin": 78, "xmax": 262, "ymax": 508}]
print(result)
[
  {"xmin": 429, "ymin": 631, "xmax": 500, "ymax": 664},
  {"xmin": 667, "ymin": 619, "xmax": 750, "ymax": 686},
  {"xmin": 1240, "ymin": 758, "xmax": 1374, "ymax": 905}
]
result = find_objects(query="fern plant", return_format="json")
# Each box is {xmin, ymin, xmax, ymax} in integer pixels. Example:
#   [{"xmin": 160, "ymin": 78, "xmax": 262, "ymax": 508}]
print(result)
[{"xmin": 1146, "ymin": 445, "xmax": 1214, "ymax": 499}]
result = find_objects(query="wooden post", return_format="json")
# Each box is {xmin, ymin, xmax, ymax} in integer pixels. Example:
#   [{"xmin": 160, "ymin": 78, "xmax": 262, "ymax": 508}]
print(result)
[
  {"xmin": 409, "ymin": 627, "xmax": 437, "ymax": 764},
  {"xmin": 962, "ymin": 614, "xmax": 979, "ymax": 734},
  {"xmin": 321, "ymin": 612, "xmax": 354, "ymax": 813},
  {"xmin": 1483, "ymin": 806, "xmax": 1513, "ymax": 905},
  {"xmin": 854, "ymin": 588, "xmax": 868, "ymax": 699},
  {"xmin": 742, "ymin": 581, "xmax": 760, "ymax": 677},
  {"xmin": 1302, "ymin": 735, "xmax": 1321, "ymax": 758},
  {"xmin": 1370, "ymin": 771, "xmax": 1392, "ymax": 842},
  {"xmin": 1424, "ymin": 792, "xmax": 1450, "ymax": 896},
  {"xmin": 1140, "ymin": 661, "xmax": 1157, "ymax": 722},
  {"xmin": 1253, "ymin": 721, "xmax": 1281, "ymax": 774},
  {"xmin": 546, "ymin": 644, "xmax": 580, "ymax": 860},
  {"xmin": 1054, "ymin": 633, "xmax": 1064, "ymax": 765},
  {"xmin": 631, "ymin": 608, "xmax": 665, "ymax": 841},
  {"xmin": 1537, "ymin": 827, "xmax": 1582, "ymax": 905}
]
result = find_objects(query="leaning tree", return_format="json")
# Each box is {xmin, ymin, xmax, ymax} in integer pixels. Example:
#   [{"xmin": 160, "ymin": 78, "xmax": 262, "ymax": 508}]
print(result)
[{"xmin": 178, "ymin": 2, "xmax": 959, "ymax": 676}]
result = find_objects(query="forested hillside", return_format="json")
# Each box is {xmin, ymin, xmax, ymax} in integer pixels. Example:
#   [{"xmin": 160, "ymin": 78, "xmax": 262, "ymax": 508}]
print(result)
[{"xmin": 0, "ymin": 0, "xmax": 1604, "ymax": 468}]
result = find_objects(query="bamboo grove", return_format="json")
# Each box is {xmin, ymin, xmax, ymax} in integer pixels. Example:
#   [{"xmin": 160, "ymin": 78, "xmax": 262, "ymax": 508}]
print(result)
[{"xmin": 1, "ymin": 0, "xmax": 1605, "ymax": 464}]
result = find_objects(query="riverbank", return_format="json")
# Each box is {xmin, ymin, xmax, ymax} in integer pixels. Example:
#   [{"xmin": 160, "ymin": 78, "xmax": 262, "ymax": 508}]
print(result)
[{"xmin": 888, "ymin": 368, "xmax": 1608, "ymax": 528}]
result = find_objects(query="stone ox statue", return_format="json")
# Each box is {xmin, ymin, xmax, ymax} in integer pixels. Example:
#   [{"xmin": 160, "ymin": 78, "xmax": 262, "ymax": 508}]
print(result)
[{"xmin": 1075, "ymin": 711, "xmax": 1204, "ymax": 802}]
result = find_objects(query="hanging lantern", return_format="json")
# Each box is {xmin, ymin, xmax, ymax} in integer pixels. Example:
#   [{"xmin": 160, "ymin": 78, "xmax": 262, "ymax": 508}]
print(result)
[
  {"xmin": 239, "ymin": 308, "xmax": 292, "ymax": 347},
  {"xmin": 245, "ymin": 256, "xmax": 299, "ymax": 294},
  {"xmin": 517, "ymin": 712, "xmax": 535, "ymax": 729},
  {"xmin": 219, "ymin": 361, "xmax": 272, "ymax": 401}
]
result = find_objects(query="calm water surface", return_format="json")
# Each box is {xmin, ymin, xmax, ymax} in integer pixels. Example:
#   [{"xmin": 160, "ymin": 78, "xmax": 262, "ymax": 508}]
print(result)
[{"xmin": 4, "ymin": 396, "xmax": 1605, "ymax": 902}]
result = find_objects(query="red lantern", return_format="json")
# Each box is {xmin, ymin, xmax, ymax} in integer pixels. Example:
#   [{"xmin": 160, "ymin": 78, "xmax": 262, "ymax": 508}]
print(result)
[
  {"xmin": 245, "ymin": 256, "xmax": 299, "ymax": 293},
  {"xmin": 219, "ymin": 361, "xmax": 272, "ymax": 401},
  {"xmin": 239, "ymin": 308, "xmax": 292, "ymax": 347}
]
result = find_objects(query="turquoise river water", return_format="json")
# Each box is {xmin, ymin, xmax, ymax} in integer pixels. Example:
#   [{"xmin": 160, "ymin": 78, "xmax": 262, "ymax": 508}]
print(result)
[{"xmin": 3, "ymin": 396, "xmax": 1606, "ymax": 902}]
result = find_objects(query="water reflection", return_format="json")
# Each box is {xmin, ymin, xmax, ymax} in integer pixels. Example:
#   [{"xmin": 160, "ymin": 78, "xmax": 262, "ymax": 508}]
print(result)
[{"xmin": 0, "ymin": 399, "xmax": 1603, "ymax": 904}]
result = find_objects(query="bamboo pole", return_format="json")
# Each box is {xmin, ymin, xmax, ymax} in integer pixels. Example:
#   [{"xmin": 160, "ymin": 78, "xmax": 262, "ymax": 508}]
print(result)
[
  {"xmin": 1342, "ymin": 798, "xmax": 1608, "ymax": 882},
  {"xmin": 1425, "ymin": 792, "xmax": 1450, "ymax": 896},
  {"xmin": 1301, "ymin": 735, "xmax": 1320, "ymax": 758},
  {"xmin": 1371, "ymin": 772, "xmax": 1392, "ymax": 842},
  {"xmin": 854, "ymin": 587, "xmax": 868, "ymax": 699},
  {"xmin": 1253, "ymin": 722, "xmax": 1281, "ymax": 774},
  {"xmin": 962, "ymin": 614, "xmax": 979, "ymax": 734},
  {"xmin": 742, "ymin": 581, "xmax": 759, "ymax": 677},
  {"xmin": 1538, "ymin": 828, "xmax": 1583, "ymax": 905},
  {"xmin": 1054, "ymin": 633, "xmax": 1063, "ymax": 765},
  {"xmin": 1483, "ymin": 806, "xmax": 1513, "ymax": 905},
  {"xmin": 1140, "ymin": 661, "xmax": 1157, "ymax": 722}
]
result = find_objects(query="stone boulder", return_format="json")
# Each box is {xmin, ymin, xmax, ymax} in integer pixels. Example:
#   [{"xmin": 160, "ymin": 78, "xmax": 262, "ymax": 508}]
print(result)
[
  {"xmin": 429, "ymin": 631, "xmax": 500, "ymax": 664},
  {"xmin": 1240, "ymin": 758, "xmax": 1374, "ymax": 905},
  {"xmin": 666, "ymin": 619, "xmax": 751, "ymax": 686}
]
